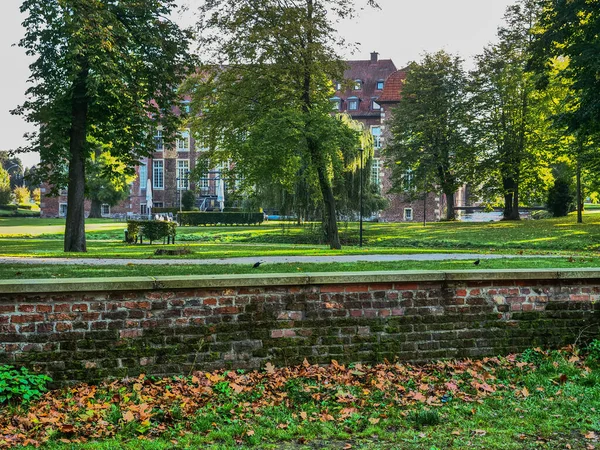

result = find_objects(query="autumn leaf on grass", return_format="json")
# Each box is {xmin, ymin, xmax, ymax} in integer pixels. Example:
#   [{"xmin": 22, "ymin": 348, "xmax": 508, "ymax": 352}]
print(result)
[
  {"xmin": 123, "ymin": 411, "xmax": 136, "ymax": 423},
  {"xmin": 520, "ymin": 387, "xmax": 530, "ymax": 398},
  {"xmin": 59, "ymin": 424, "xmax": 75, "ymax": 434},
  {"xmin": 300, "ymin": 411, "xmax": 308, "ymax": 421},
  {"xmin": 473, "ymin": 429, "xmax": 487, "ymax": 436},
  {"xmin": 585, "ymin": 431, "xmax": 598, "ymax": 440},
  {"xmin": 410, "ymin": 391, "xmax": 427, "ymax": 402},
  {"xmin": 246, "ymin": 430, "xmax": 255, "ymax": 437},
  {"xmin": 368, "ymin": 418, "xmax": 380, "ymax": 425},
  {"xmin": 265, "ymin": 362, "xmax": 276, "ymax": 374},
  {"xmin": 445, "ymin": 381, "xmax": 459, "ymax": 392}
]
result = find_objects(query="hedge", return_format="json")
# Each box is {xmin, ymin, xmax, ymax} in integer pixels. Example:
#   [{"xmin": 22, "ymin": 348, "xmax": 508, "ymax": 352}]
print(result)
[
  {"xmin": 152, "ymin": 207, "xmax": 180, "ymax": 215},
  {"xmin": 18, "ymin": 204, "xmax": 34, "ymax": 210},
  {"xmin": 0, "ymin": 205, "xmax": 18, "ymax": 211},
  {"xmin": 126, "ymin": 220, "xmax": 177, "ymax": 244},
  {"xmin": 177, "ymin": 212, "xmax": 264, "ymax": 226}
]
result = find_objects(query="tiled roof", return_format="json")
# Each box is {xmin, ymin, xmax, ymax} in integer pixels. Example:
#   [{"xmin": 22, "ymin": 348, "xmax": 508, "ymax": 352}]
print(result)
[
  {"xmin": 377, "ymin": 69, "xmax": 407, "ymax": 104},
  {"xmin": 334, "ymin": 56, "xmax": 397, "ymax": 117}
]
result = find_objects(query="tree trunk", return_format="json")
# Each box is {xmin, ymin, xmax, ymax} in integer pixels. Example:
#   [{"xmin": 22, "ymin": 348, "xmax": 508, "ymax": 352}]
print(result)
[
  {"xmin": 64, "ymin": 63, "xmax": 89, "ymax": 252},
  {"xmin": 88, "ymin": 198, "xmax": 102, "ymax": 219},
  {"xmin": 316, "ymin": 164, "xmax": 341, "ymax": 250},
  {"xmin": 502, "ymin": 178, "xmax": 520, "ymax": 220},
  {"xmin": 445, "ymin": 191, "xmax": 455, "ymax": 220},
  {"xmin": 577, "ymin": 158, "xmax": 583, "ymax": 224}
]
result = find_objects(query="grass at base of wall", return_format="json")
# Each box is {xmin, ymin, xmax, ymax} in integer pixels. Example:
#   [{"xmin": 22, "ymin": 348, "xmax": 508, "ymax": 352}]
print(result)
[
  {"xmin": 2, "ymin": 256, "xmax": 600, "ymax": 279},
  {"xmin": 9, "ymin": 347, "xmax": 600, "ymax": 449}
]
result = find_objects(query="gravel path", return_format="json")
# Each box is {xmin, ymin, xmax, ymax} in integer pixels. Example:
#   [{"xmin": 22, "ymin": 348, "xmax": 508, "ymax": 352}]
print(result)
[{"xmin": 0, "ymin": 253, "xmax": 560, "ymax": 266}]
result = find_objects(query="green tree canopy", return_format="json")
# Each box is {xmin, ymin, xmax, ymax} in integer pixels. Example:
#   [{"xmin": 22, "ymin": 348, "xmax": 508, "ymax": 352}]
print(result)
[
  {"xmin": 186, "ymin": 0, "xmax": 378, "ymax": 249},
  {"xmin": 15, "ymin": 0, "xmax": 192, "ymax": 251},
  {"xmin": 386, "ymin": 51, "xmax": 474, "ymax": 220}
]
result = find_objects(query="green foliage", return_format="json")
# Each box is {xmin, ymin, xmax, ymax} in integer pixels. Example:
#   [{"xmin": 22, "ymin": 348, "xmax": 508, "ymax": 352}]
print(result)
[
  {"xmin": 152, "ymin": 207, "xmax": 180, "ymax": 215},
  {"xmin": 0, "ymin": 365, "xmax": 52, "ymax": 405},
  {"xmin": 187, "ymin": 0, "xmax": 377, "ymax": 249},
  {"xmin": 16, "ymin": 0, "xmax": 192, "ymax": 251},
  {"xmin": 0, "ymin": 166, "xmax": 11, "ymax": 205},
  {"xmin": 586, "ymin": 339, "xmax": 600, "ymax": 363},
  {"xmin": 181, "ymin": 191, "xmax": 196, "ymax": 211},
  {"xmin": 410, "ymin": 409, "xmax": 441, "ymax": 427},
  {"xmin": 547, "ymin": 178, "xmax": 575, "ymax": 217},
  {"xmin": 126, "ymin": 220, "xmax": 177, "ymax": 244},
  {"xmin": 387, "ymin": 50, "xmax": 473, "ymax": 220},
  {"xmin": 13, "ymin": 186, "xmax": 30, "ymax": 205},
  {"xmin": 178, "ymin": 212, "xmax": 264, "ymax": 226}
]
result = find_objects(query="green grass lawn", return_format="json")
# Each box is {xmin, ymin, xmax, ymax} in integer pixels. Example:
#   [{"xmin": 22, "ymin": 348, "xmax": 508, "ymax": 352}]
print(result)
[
  {"xmin": 5, "ymin": 347, "xmax": 600, "ymax": 449},
  {"xmin": 0, "ymin": 214, "xmax": 598, "ymax": 277}
]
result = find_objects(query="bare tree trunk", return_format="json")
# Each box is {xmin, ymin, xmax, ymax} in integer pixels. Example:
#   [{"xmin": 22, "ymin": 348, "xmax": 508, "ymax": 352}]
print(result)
[
  {"xmin": 88, "ymin": 198, "xmax": 102, "ymax": 218},
  {"xmin": 502, "ymin": 177, "xmax": 520, "ymax": 220},
  {"xmin": 64, "ymin": 63, "xmax": 89, "ymax": 252}
]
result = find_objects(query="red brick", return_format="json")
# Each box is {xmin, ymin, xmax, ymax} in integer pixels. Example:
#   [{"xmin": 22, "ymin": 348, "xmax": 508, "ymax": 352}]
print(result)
[
  {"xmin": 11, "ymin": 314, "xmax": 43, "ymax": 324},
  {"xmin": 54, "ymin": 304, "xmax": 70, "ymax": 312},
  {"xmin": 72, "ymin": 304, "xmax": 88, "ymax": 312},
  {"xmin": 203, "ymin": 298, "xmax": 217, "ymax": 306},
  {"xmin": 18, "ymin": 304, "xmax": 35, "ymax": 313},
  {"xmin": 120, "ymin": 329, "xmax": 143, "ymax": 339},
  {"xmin": 391, "ymin": 308, "xmax": 404, "ymax": 316},
  {"xmin": 342, "ymin": 284, "xmax": 369, "ymax": 293},
  {"xmin": 369, "ymin": 283, "xmax": 394, "ymax": 291},
  {"xmin": 271, "ymin": 330, "xmax": 284, "ymax": 338},
  {"xmin": 350, "ymin": 309, "xmax": 363, "ymax": 317},
  {"xmin": 522, "ymin": 303, "xmax": 534, "ymax": 311},
  {"xmin": 394, "ymin": 283, "xmax": 419, "ymax": 290},
  {"xmin": 56, "ymin": 322, "xmax": 73, "ymax": 332},
  {"xmin": 283, "ymin": 329, "xmax": 296, "ymax": 337},
  {"xmin": 216, "ymin": 306, "xmax": 240, "ymax": 315},
  {"xmin": 0, "ymin": 305, "xmax": 15, "ymax": 313},
  {"xmin": 455, "ymin": 289, "xmax": 467, "ymax": 297},
  {"xmin": 469, "ymin": 289, "xmax": 481, "ymax": 295},
  {"xmin": 570, "ymin": 295, "xmax": 590, "ymax": 301},
  {"xmin": 510, "ymin": 304, "xmax": 522, "ymax": 311},
  {"xmin": 36, "ymin": 305, "xmax": 52, "ymax": 313},
  {"xmin": 124, "ymin": 301, "xmax": 151, "ymax": 309},
  {"xmin": 320, "ymin": 285, "xmax": 345, "ymax": 293}
]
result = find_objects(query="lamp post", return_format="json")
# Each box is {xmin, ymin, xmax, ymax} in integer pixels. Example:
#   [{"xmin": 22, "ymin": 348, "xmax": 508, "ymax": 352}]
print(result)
[
  {"xmin": 359, "ymin": 148, "xmax": 363, "ymax": 248},
  {"xmin": 177, "ymin": 171, "xmax": 190, "ymax": 213}
]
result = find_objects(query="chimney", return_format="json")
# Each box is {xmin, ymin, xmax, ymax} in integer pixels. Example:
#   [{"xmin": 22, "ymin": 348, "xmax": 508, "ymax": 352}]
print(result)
[{"xmin": 370, "ymin": 52, "xmax": 379, "ymax": 64}]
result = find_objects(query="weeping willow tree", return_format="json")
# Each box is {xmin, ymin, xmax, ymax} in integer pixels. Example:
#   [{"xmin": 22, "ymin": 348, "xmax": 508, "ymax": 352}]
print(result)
[{"xmin": 185, "ymin": 0, "xmax": 379, "ymax": 249}]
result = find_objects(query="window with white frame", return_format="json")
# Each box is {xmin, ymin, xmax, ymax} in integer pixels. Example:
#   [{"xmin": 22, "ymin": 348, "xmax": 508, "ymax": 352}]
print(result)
[
  {"xmin": 371, "ymin": 158, "xmax": 382, "ymax": 192},
  {"xmin": 403, "ymin": 168, "xmax": 414, "ymax": 191},
  {"xmin": 335, "ymin": 81, "xmax": 342, "ymax": 91},
  {"xmin": 153, "ymin": 202, "xmax": 163, "ymax": 208},
  {"xmin": 101, "ymin": 204, "xmax": 110, "ymax": 216},
  {"xmin": 371, "ymin": 126, "xmax": 382, "ymax": 149},
  {"xmin": 354, "ymin": 79, "xmax": 362, "ymax": 90},
  {"xmin": 404, "ymin": 208, "xmax": 413, "ymax": 221},
  {"xmin": 139, "ymin": 163, "xmax": 147, "ymax": 189},
  {"xmin": 348, "ymin": 97, "xmax": 359, "ymax": 111},
  {"xmin": 154, "ymin": 128, "xmax": 163, "ymax": 152},
  {"xmin": 59, "ymin": 203, "xmax": 67, "ymax": 217},
  {"xmin": 177, "ymin": 129, "xmax": 190, "ymax": 152},
  {"xmin": 153, "ymin": 160, "xmax": 164, "ymax": 189},
  {"xmin": 140, "ymin": 203, "xmax": 147, "ymax": 215},
  {"xmin": 177, "ymin": 159, "xmax": 190, "ymax": 190},
  {"xmin": 376, "ymin": 80, "xmax": 384, "ymax": 90},
  {"xmin": 371, "ymin": 98, "xmax": 381, "ymax": 110}
]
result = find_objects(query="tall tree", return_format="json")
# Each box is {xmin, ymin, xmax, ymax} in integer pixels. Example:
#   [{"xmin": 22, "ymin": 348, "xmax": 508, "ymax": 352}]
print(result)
[
  {"xmin": 386, "ymin": 51, "xmax": 473, "ymax": 221},
  {"xmin": 15, "ymin": 0, "xmax": 191, "ymax": 251},
  {"xmin": 187, "ymin": 0, "xmax": 378, "ymax": 249},
  {"xmin": 470, "ymin": 0, "xmax": 546, "ymax": 220},
  {"xmin": 0, "ymin": 152, "xmax": 24, "ymax": 190}
]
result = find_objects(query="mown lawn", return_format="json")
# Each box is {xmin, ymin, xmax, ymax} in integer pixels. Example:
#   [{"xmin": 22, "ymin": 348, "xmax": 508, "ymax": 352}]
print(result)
[
  {"xmin": 1, "ymin": 256, "xmax": 599, "ymax": 280},
  {"xmin": 0, "ymin": 213, "xmax": 599, "ymax": 256},
  {"xmin": 3, "ymin": 347, "xmax": 600, "ymax": 449}
]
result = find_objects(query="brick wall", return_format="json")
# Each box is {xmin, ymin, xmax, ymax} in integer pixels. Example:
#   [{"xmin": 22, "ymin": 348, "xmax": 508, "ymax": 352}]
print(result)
[{"xmin": 0, "ymin": 270, "xmax": 598, "ymax": 384}]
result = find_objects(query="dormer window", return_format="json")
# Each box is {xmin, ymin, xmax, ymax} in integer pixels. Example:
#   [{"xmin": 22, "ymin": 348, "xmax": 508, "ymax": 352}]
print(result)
[
  {"xmin": 330, "ymin": 97, "xmax": 341, "ymax": 111},
  {"xmin": 354, "ymin": 79, "xmax": 362, "ymax": 90},
  {"xmin": 348, "ymin": 97, "xmax": 359, "ymax": 111},
  {"xmin": 376, "ymin": 80, "xmax": 384, "ymax": 90},
  {"xmin": 371, "ymin": 98, "xmax": 381, "ymax": 110}
]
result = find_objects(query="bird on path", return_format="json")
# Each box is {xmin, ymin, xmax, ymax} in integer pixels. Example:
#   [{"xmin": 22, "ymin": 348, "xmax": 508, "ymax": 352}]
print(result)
[
  {"xmin": 474, "ymin": 259, "xmax": 480, "ymax": 266},
  {"xmin": 253, "ymin": 261, "xmax": 264, "ymax": 268}
]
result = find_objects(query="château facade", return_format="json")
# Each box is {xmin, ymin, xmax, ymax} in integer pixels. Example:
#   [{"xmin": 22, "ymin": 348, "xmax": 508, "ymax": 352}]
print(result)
[{"xmin": 41, "ymin": 53, "xmax": 459, "ymax": 221}]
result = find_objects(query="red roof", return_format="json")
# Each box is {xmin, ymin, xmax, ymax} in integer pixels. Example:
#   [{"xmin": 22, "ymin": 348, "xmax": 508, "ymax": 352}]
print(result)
[
  {"xmin": 334, "ymin": 56, "xmax": 397, "ymax": 117},
  {"xmin": 377, "ymin": 69, "xmax": 407, "ymax": 104}
]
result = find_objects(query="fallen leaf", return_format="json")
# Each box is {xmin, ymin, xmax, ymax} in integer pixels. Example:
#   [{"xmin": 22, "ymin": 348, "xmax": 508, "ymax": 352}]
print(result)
[
  {"xmin": 123, "ymin": 411, "xmax": 135, "ymax": 423},
  {"xmin": 368, "ymin": 418, "xmax": 380, "ymax": 425},
  {"xmin": 265, "ymin": 362, "xmax": 275, "ymax": 374},
  {"xmin": 246, "ymin": 430, "xmax": 255, "ymax": 437}
]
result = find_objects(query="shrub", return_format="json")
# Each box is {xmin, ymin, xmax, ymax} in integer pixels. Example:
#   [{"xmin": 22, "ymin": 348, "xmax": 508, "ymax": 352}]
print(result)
[
  {"xmin": 0, "ymin": 167, "xmax": 11, "ymax": 206},
  {"xmin": 181, "ymin": 190, "xmax": 196, "ymax": 211},
  {"xmin": 0, "ymin": 204, "xmax": 17, "ymax": 211},
  {"xmin": 547, "ymin": 178, "xmax": 575, "ymax": 217},
  {"xmin": 32, "ymin": 188, "xmax": 41, "ymax": 204},
  {"xmin": 0, "ymin": 365, "xmax": 52, "ymax": 405},
  {"xmin": 178, "ymin": 212, "xmax": 264, "ymax": 226},
  {"xmin": 127, "ymin": 220, "xmax": 177, "ymax": 244},
  {"xmin": 13, "ymin": 186, "xmax": 30, "ymax": 205}
]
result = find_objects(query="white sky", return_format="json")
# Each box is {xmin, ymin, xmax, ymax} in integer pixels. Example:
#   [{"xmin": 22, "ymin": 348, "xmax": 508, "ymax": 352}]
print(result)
[{"xmin": 1, "ymin": 0, "xmax": 515, "ymax": 168}]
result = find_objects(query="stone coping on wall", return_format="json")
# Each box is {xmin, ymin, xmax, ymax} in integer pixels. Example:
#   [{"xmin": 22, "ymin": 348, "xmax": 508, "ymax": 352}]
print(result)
[{"xmin": 2, "ymin": 268, "xmax": 600, "ymax": 294}]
